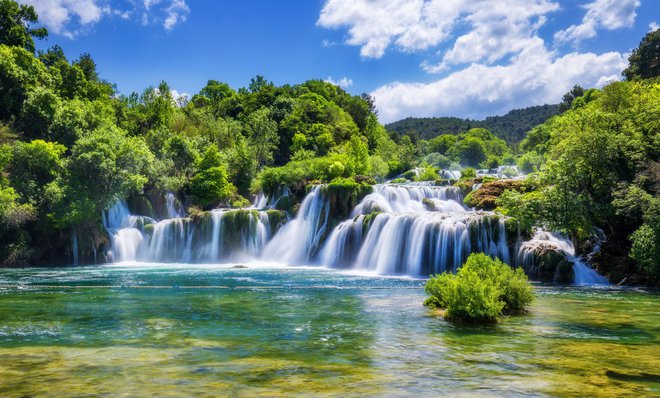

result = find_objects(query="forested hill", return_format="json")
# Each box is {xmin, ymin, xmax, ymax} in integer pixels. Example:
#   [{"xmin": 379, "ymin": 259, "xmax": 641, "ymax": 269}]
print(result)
[{"xmin": 385, "ymin": 104, "xmax": 560, "ymax": 143}]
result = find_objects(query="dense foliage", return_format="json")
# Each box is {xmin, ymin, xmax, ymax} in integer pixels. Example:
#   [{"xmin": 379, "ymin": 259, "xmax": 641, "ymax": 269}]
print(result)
[
  {"xmin": 424, "ymin": 253, "xmax": 534, "ymax": 323},
  {"xmin": 385, "ymin": 104, "xmax": 560, "ymax": 144}
]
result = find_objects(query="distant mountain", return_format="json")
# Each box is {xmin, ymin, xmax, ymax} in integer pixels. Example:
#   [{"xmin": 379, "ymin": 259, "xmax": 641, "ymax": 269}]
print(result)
[{"xmin": 385, "ymin": 104, "xmax": 560, "ymax": 143}]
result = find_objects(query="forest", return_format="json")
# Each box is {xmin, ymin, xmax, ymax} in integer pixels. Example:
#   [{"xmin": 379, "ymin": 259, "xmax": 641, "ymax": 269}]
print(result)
[{"xmin": 0, "ymin": 0, "xmax": 658, "ymax": 284}]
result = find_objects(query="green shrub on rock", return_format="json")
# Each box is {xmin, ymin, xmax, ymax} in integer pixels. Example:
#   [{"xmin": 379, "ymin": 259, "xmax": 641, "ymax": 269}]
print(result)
[{"xmin": 424, "ymin": 253, "xmax": 533, "ymax": 323}]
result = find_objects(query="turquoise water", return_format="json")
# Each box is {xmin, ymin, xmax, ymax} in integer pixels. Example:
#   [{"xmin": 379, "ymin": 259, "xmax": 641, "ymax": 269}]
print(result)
[{"xmin": 0, "ymin": 263, "xmax": 658, "ymax": 397}]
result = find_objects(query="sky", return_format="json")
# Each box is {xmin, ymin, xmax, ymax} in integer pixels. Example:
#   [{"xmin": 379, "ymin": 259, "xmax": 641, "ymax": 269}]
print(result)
[{"xmin": 20, "ymin": 0, "xmax": 660, "ymax": 123}]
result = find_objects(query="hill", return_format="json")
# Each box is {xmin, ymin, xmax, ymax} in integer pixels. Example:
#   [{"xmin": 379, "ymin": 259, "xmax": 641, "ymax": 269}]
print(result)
[{"xmin": 385, "ymin": 104, "xmax": 560, "ymax": 143}]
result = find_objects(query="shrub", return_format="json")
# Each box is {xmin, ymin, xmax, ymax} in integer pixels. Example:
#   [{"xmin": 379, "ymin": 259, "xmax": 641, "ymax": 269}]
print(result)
[
  {"xmin": 415, "ymin": 164, "xmax": 440, "ymax": 182},
  {"xmin": 461, "ymin": 168, "xmax": 476, "ymax": 179},
  {"xmin": 424, "ymin": 253, "xmax": 533, "ymax": 323}
]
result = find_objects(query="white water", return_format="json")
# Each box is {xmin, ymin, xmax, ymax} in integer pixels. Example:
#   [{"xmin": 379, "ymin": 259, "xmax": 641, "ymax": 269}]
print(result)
[
  {"xmin": 262, "ymin": 186, "xmax": 328, "ymax": 263},
  {"xmin": 104, "ymin": 201, "xmax": 274, "ymax": 264},
  {"xmin": 318, "ymin": 184, "xmax": 510, "ymax": 276},
  {"xmin": 518, "ymin": 230, "xmax": 609, "ymax": 285},
  {"xmin": 98, "ymin": 182, "xmax": 606, "ymax": 282}
]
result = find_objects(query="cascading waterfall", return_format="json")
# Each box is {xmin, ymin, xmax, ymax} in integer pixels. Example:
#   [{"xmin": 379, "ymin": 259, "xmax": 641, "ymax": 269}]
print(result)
[
  {"xmin": 103, "ymin": 200, "xmax": 150, "ymax": 262},
  {"xmin": 318, "ymin": 184, "xmax": 510, "ymax": 276},
  {"xmin": 98, "ymin": 182, "xmax": 608, "ymax": 282},
  {"xmin": 104, "ymin": 199, "xmax": 276, "ymax": 263},
  {"xmin": 262, "ymin": 186, "xmax": 329, "ymax": 264},
  {"xmin": 165, "ymin": 192, "xmax": 184, "ymax": 218},
  {"xmin": 518, "ymin": 230, "xmax": 609, "ymax": 286}
]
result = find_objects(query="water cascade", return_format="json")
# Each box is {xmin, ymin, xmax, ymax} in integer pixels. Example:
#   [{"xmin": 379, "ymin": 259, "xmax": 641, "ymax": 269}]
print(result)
[
  {"xmin": 99, "ymin": 182, "xmax": 608, "ymax": 282},
  {"xmin": 316, "ymin": 184, "xmax": 510, "ymax": 276},
  {"xmin": 103, "ymin": 200, "xmax": 280, "ymax": 263},
  {"xmin": 518, "ymin": 230, "xmax": 609, "ymax": 285}
]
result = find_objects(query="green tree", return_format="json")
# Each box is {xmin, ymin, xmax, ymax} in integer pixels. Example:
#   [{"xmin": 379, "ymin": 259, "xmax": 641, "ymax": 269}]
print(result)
[
  {"xmin": 244, "ymin": 107, "xmax": 278, "ymax": 168},
  {"xmin": 190, "ymin": 145, "xmax": 236, "ymax": 207},
  {"xmin": 559, "ymin": 85, "xmax": 585, "ymax": 113},
  {"xmin": 0, "ymin": 0, "xmax": 47, "ymax": 53},
  {"xmin": 0, "ymin": 44, "xmax": 51, "ymax": 121},
  {"xmin": 453, "ymin": 136, "xmax": 486, "ymax": 167},
  {"xmin": 622, "ymin": 29, "xmax": 660, "ymax": 80},
  {"xmin": 67, "ymin": 125, "xmax": 154, "ymax": 208},
  {"xmin": 7, "ymin": 139, "xmax": 65, "ymax": 204}
]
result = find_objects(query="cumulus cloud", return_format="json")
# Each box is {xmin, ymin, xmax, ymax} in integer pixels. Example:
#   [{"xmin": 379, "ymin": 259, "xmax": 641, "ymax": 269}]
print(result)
[
  {"xmin": 650, "ymin": 22, "xmax": 659, "ymax": 32},
  {"xmin": 21, "ymin": 0, "xmax": 106, "ymax": 38},
  {"xmin": 372, "ymin": 43, "xmax": 626, "ymax": 122},
  {"xmin": 325, "ymin": 76, "xmax": 354, "ymax": 88},
  {"xmin": 318, "ymin": 0, "xmax": 633, "ymax": 122},
  {"xmin": 20, "ymin": 0, "xmax": 190, "ymax": 37},
  {"xmin": 318, "ymin": 0, "xmax": 559, "ymax": 60},
  {"xmin": 554, "ymin": 0, "xmax": 641, "ymax": 45}
]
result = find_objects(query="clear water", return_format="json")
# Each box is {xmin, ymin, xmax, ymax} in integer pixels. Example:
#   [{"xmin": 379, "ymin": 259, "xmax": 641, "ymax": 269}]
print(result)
[{"xmin": 0, "ymin": 263, "xmax": 658, "ymax": 397}]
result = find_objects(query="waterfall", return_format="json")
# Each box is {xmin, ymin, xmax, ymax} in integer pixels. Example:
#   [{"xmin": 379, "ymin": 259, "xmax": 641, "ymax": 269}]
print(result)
[
  {"xmin": 316, "ymin": 184, "xmax": 510, "ymax": 276},
  {"xmin": 104, "ymin": 199, "xmax": 276, "ymax": 263},
  {"xmin": 103, "ymin": 200, "xmax": 151, "ymax": 262},
  {"xmin": 262, "ymin": 186, "xmax": 329, "ymax": 263},
  {"xmin": 518, "ymin": 230, "xmax": 609, "ymax": 285},
  {"xmin": 165, "ymin": 192, "xmax": 184, "ymax": 218},
  {"xmin": 71, "ymin": 231, "xmax": 79, "ymax": 265},
  {"xmin": 98, "ymin": 182, "xmax": 607, "ymax": 283}
]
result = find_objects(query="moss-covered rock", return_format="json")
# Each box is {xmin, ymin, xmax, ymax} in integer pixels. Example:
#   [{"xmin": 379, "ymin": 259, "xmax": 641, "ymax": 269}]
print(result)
[
  {"xmin": 266, "ymin": 209, "xmax": 287, "ymax": 233},
  {"xmin": 464, "ymin": 179, "xmax": 526, "ymax": 210},
  {"xmin": 520, "ymin": 245, "xmax": 568, "ymax": 282},
  {"xmin": 324, "ymin": 177, "xmax": 373, "ymax": 221},
  {"xmin": 422, "ymin": 198, "xmax": 436, "ymax": 211}
]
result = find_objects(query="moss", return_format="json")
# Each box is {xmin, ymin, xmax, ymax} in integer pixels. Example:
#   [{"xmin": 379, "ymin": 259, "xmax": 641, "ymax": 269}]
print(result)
[
  {"xmin": 361, "ymin": 212, "xmax": 381, "ymax": 234},
  {"xmin": 266, "ymin": 209, "xmax": 287, "ymax": 233},
  {"xmin": 389, "ymin": 178, "xmax": 409, "ymax": 184},
  {"xmin": 230, "ymin": 194, "xmax": 251, "ymax": 208},
  {"xmin": 128, "ymin": 195, "xmax": 155, "ymax": 218},
  {"xmin": 143, "ymin": 223, "xmax": 154, "ymax": 236},
  {"xmin": 422, "ymin": 198, "xmax": 436, "ymax": 211},
  {"xmin": 464, "ymin": 179, "xmax": 527, "ymax": 210},
  {"xmin": 325, "ymin": 177, "xmax": 373, "ymax": 221}
]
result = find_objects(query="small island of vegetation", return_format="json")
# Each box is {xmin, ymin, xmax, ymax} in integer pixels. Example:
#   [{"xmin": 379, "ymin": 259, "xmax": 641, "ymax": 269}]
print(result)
[{"xmin": 424, "ymin": 253, "xmax": 534, "ymax": 323}]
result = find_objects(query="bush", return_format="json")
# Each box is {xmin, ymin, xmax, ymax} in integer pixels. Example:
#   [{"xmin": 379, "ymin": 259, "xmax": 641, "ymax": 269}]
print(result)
[
  {"xmin": 415, "ymin": 164, "xmax": 440, "ymax": 181},
  {"xmin": 461, "ymin": 168, "xmax": 476, "ymax": 179},
  {"xmin": 424, "ymin": 253, "xmax": 533, "ymax": 323}
]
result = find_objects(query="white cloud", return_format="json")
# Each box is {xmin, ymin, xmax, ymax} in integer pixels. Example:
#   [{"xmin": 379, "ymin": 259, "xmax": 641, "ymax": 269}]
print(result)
[
  {"xmin": 325, "ymin": 76, "xmax": 354, "ymax": 88},
  {"xmin": 650, "ymin": 22, "xmax": 659, "ymax": 32},
  {"xmin": 20, "ymin": 0, "xmax": 189, "ymax": 37},
  {"xmin": 554, "ymin": 0, "xmax": 640, "ymax": 45},
  {"xmin": 321, "ymin": 39, "xmax": 337, "ymax": 47},
  {"xmin": 21, "ymin": 0, "xmax": 105, "ymax": 38},
  {"xmin": 372, "ymin": 43, "xmax": 626, "ymax": 122},
  {"xmin": 171, "ymin": 89, "xmax": 189, "ymax": 106},
  {"xmin": 317, "ymin": 0, "xmax": 559, "ymax": 60},
  {"xmin": 318, "ymin": 0, "xmax": 633, "ymax": 122},
  {"xmin": 163, "ymin": 0, "xmax": 189, "ymax": 30}
]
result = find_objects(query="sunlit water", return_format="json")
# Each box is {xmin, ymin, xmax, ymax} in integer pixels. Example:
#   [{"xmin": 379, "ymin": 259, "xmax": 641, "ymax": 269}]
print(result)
[{"xmin": 0, "ymin": 263, "xmax": 658, "ymax": 397}]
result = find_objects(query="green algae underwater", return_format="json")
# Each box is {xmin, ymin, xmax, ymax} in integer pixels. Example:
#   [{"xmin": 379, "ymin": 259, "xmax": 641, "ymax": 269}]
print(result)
[{"xmin": 0, "ymin": 264, "xmax": 658, "ymax": 397}]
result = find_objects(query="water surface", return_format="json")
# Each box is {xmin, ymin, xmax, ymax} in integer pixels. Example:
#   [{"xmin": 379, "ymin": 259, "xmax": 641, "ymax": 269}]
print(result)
[{"xmin": 0, "ymin": 263, "xmax": 658, "ymax": 397}]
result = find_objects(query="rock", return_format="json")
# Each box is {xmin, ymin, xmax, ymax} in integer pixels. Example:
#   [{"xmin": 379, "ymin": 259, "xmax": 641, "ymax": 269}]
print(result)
[
  {"xmin": 464, "ymin": 179, "xmax": 527, "ymax": 210},
  {"xmin": 232, "ymin": 264, "xmax": 248, "ymax": 269}
]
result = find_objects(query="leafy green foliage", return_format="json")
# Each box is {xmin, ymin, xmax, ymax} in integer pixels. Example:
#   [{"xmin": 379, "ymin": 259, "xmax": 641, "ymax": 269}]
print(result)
[
  {"xmin": 622, "ymin": 28, "xmax": 660, "ymax": 80},
  {"xmin": 424, "ymin": 253, "xmax": 533, "ymax": 323},
  {"xmin": 189, "ymin": 146, "xmax": 236, "ymax": 208},
  {"xmin": 0, "ymin": 0, "xmax": 47, "ymax": 53}
]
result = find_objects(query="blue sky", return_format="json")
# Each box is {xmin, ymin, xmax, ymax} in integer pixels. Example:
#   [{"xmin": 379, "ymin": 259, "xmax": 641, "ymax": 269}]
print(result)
[{"xmin": 22, "ymin": 0, "xmax": 660, "ymax": 123}]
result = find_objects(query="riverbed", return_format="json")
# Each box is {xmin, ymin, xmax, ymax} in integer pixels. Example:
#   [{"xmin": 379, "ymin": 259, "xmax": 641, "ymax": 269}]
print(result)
[{"xmin": 0, "ymin": 263, "xmax": 658, "ymax": 397}]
